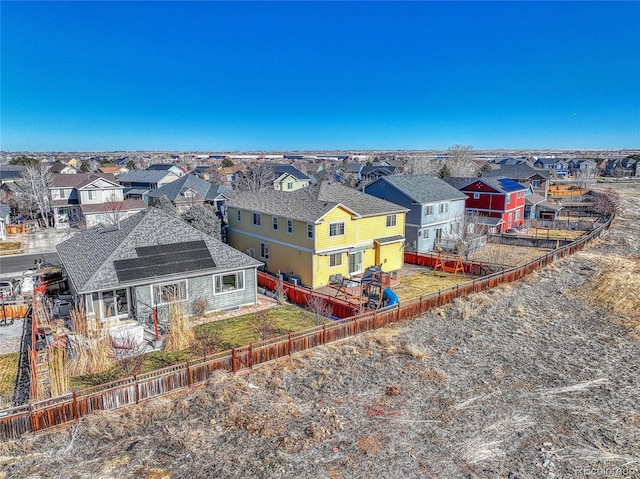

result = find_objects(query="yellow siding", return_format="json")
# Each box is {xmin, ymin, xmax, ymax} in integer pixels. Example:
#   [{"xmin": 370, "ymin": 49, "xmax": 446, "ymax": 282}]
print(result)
[{"xmin": 315, "ymin": 206, "xmax": 356, "ymax": 251}]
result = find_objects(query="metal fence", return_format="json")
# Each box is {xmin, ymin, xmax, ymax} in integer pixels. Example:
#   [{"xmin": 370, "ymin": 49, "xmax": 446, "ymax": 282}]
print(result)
[{"xmin": 0, "ymin": 217, "xmax": 612, "ymax": 441}]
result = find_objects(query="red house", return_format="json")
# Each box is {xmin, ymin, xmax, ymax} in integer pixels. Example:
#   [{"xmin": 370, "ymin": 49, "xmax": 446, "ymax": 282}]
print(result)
[{"xmin": 443, "ymin": 176, "xmax": 527, "ymax": 233}]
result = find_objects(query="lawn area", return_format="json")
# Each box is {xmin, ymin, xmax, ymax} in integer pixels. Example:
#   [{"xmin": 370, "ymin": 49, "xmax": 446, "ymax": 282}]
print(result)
[
  {"xmin": 0, "ymin": 241, "xmax": 23, "ymax": 255},
  {"xmin": 519, "ymin": 228, "xmax": 586, "ymax": 240},
  {"xmin": 71, "ymin": 305, "xmax": 323, "ymax": 386},
  {"xmin": 472, "ymin": 243, "xmax": 552, "ymax": 267},
  {"xmin": 393, "ymin": 271, "xmax": 470, "ymax": 302},
  {"xmin": 0, "ymin": 352, "xmax": 19, "ymax": 406}
]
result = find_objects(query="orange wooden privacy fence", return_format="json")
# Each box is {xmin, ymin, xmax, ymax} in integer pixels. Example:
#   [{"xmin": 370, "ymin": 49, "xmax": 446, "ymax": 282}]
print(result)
[{"xmin": 0, "ymin": 218, "xmax": 612, "ymax": 440}]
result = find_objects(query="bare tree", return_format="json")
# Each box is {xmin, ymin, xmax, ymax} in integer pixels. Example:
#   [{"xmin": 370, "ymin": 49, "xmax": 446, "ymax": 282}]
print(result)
[
  {"xmin": 151, "ymin": 195, "xmax": 179, "ymax": 216},
  {"xmin": 592, "ymin": 188, "xmax": 621, "ymax": 220},
  {"xmin": 573, "ymin": 169, "xmax": 597, "ymax": 189},
  {"xmin": 15, "ymin": 160, "xmax": 52, "ymax": 228},
  {"xmin": 446, "ymin": 145, "xmax": 478, "ymax": 176},
  {"xmin": 306, "ymin": 295, "xmax": 334, "ymax": 325},
  {"xmin": 181, "ymin": 204, "xmax": 222, "ymax": 239},
  {"xmin": 234, "ymin": 163, "xmax": 276, "ymax": 192},
  {"xmin": 403, "ymin": 156, "xmax": 441, "ymax": 175},
  {"xmin": 439, "ymin": 213, "xmax": 489, "ymax": 261},
  {"xmin": 102, "ymin": 194, "xmax": 125, "ymax": 228},
  {"xmin": 252, "ymin": 309, "xmax": 276, "ymax": 341}
]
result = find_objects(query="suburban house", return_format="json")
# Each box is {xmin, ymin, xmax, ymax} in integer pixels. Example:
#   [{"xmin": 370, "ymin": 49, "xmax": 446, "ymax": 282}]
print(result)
[
  {"xmin": 97, "ymin": 165, "xmax": 129, "ymax": 177},
  {"xmin": 146, "ymin": 163, "xmax": 186, "ymax": 177},
  {"xmin": 364, "ymin": 174, "xmax": 468, "ymax": 253},
  {"xmin": 443, "ymin": 177, "xmax": 527, "ymax": 233},
  {"xmin": 48, "ymin": 161, "xmax": 78, "ymax": 175},
  {"xmin": 567, "ymin": 159, "xmax": 597, "ymax": 175},
  {"xmin": 146, "ymin": 174, "xmax": 229, "ymax": 214},
  {"xmin": 481, "ymin": 163, "xmax": 550, "ymax": 197},
  {"xmin": 359, "ymin": 165, "xmax": 397, "ymax": 184},
  {"xmin": 533, "ymin": 158, "xmax": 569, "ymax": 178},
  {"xmin": 225, "ymin": 180, "xmax": 408, "ymax": 289},
  {"xmin": 272, "ymin": 164, "xmax": 311, "ymax": 191},
  {"xmin": 118, "ymin": 169, "xmax": 181, "ymax": 203},
  {"xmin": 524, "ymin": 190, "xmax": 563, "ymax": 220},
  {"xmin": 56, "ymin": 208, "xmax": 262, "ymax": 327},
  {"xmin": 50, "ymin": 173, "xmax": 146, "ymax": 229}
]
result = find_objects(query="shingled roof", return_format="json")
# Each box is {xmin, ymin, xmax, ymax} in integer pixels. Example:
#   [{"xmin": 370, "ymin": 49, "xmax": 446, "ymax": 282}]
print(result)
[
  {"xmin": 368, "ymin": 174, "xmax": 467, "ymax": 204},
  {"xmin": 146, "ymin": 174, "xmax": 228, "ymax": 204},
  {"xmin": 57, "ymin": 208, "xmax": 261, "ymax": 294},
  {"xmin": 226, "ymin": 180, "xmax": 407, "ymax": 223},
  {"xmin": 443, "ymin": 176, "xmax": 527, "ymax": 194}
]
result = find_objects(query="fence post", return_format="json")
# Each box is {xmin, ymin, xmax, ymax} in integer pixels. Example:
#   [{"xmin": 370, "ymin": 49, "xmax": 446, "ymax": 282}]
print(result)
[
  {"xmin": 134, "ymin": 375, "xmax": 139, "ymax": 404},
  {"xmin": 248, "ymin": 343, "xmax": 253, "ymax": 368},
  {"xmin": 231, "ymin": 348, "xmax": 237, "ymax": 372},
  {"xmin": 288, "ymin": 332, "xmax": 292, "ymax": 356},
  {"xmin": 322, "ymin": 324, "xmax": 326, "ymax": 345},
  {"xmin": 186, "ymin": 361, "xmax": 192, "ymax": 387},
  {"xmin": 72, "ymin": 389, "xmax": 79, "ymax": 422}
]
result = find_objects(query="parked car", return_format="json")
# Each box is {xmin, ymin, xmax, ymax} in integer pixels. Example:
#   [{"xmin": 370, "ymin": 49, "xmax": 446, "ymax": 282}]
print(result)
[{"xmin": 0, "ymin": 278, "xmax": 21, "ymax": 301}]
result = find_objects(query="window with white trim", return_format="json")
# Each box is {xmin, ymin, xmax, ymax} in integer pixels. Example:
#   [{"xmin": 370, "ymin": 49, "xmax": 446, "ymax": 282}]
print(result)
[
  {"xmin": 506, "ymin": 194, "xmax": 511, "ymax": 204},
  {"xmin": 260, "ymin": 242, "xmax": 270, "ymax": 259},
  {"xmin": 88, "ymin": 190, "xmax": 96, "ymax": 200},
  {"xmin": 329, "ymin": 253, "xmax": 342, "ymax": 267},
  {"xmin": 287, "ymin": 182, "xmax": 293, "ymax": 190},
  {"xmin": 236, "ymin": 210, "xmax": 242, "ymax": 222},
  {"xmin": 152, "ymin": 280, "xmax": 187, "ymax": 306},
  {"xmin": 424, "ymin": 205, "xmax": 434, "ymax": 216},
  {"xmin": 439, "ymin": 203, "xmax": 449, "ymax": 214},
  {"xmin": 329, "ymin": 222, "xmax": 345, "ymax": 237},
  {"xmin": 473, "ymin": 192, "xmax": 480, "ymax": 199},
  {"xmin": 215, "ymin": 271, "xmax": 244, "ymax": 294},
  {"xmin": 272, "ymin": 216, "xmax": 278, "ymax": 231},
  {"xmin": 252, "ymin": 212, "xmax": 261, "ymax": 226},
  {"xmin": 348, "ymin": 251, "xmax": 363, "ymax": 274},
  {"xmin": 287, "ymin": 219, "xmax": 293, "ymax": 234},
  {"xmin": 386, "ymin": 214, "xmax": 397, "ymax": 227},
  {"xmin": 515, "ymin": 210, "xmax": 521, "ymax": 221},
  {"xmin": 307, "ymin": 223, "xmax": 313, "ymax": 239}
]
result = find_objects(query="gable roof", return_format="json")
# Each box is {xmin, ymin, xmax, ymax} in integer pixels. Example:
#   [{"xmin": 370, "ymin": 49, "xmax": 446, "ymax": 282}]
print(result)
[
  {"xmin": 50, "ymin": 172, "xmax": 119, "ymax": 189},
  {"xmin": 272, "ymin": 164, "xmax": 310, "ymax": 181},
  {"xmin": 443, "ymin": 176, "xmax": 527, "ymax": 194},
  {"xmin": 57, "ymin": 207, "xmax": 261, "ymax": 294},
  {"xmin": 118, "ymin": 170, "xmax": 178, "ymax": 184},
  {"xmin": 227, "ymin": 180, "xmax": 407, "ymax": 223},
  {"xmin": 367, "ymin": 174, "xmax": 467, "ymax": 204},
  {"xmin": 481, "ymin": 164, "xmax": 549, "ymax": 181},
  {"xmin": 146, "ymin": 174, "xmax": 228, "ymax": 203}
]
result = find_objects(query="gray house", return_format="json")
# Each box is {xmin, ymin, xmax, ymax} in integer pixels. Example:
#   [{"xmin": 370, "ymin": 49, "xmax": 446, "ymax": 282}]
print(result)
[
  {"xmin": 57, "ymin": 208, "xmax": 262, "ymax": 327},
  {"xmin": 146, "ymin": 174, "xmax": 229, "ymax": 214},
  {"xmin": 364, "ymin": 174, "xmax": 468, "ymax": 253}
]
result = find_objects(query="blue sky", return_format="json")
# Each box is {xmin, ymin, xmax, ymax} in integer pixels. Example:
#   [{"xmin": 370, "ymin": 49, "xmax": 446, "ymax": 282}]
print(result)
[{"xmin": 1, "ymin": 1, "xmax": 639, "ymax": 151}]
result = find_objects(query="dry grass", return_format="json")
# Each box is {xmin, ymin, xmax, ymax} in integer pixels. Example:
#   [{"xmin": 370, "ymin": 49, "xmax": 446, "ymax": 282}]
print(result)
[
  {"xmin": 393, "ymin": 271, "xmax": 468, "ymax": 302},
  {"xmin": 164, "ymin": 302, "xmax": 195, "ymax": 352},
  {"xmin": 473, "ymin": 243, "xmax": 551, "ymax": 266},
  {"xmin": 0, "ymin": 352, "xmax": 18, "ymax": 407},
  {"xmin": 67, "ymin": 305, "xmax": 115, "ymax": 376},
  {"xmin": 580, "ymin": 255, "xmax": 640, "ymax": 334}
]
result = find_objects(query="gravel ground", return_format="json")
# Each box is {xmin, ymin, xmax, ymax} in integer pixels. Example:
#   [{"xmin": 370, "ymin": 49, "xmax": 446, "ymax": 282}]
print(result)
[{"xmin": 1, "ymin": 184, "xmax": 639, "ymax": 479}]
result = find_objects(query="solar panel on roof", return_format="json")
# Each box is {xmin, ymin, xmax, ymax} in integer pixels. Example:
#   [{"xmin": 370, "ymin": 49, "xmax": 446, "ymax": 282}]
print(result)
[{"xmin": 114, "ymin": 240, "xmax": 215, "ymax": 283}]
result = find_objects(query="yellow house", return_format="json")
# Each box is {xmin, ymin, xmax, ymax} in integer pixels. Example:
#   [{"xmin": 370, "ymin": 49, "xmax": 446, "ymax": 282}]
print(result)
[
  {"xmin": 226, "ymin": 180, "xmax": 408, "ymax": 288},
  {"xmin": 272, "ymin": 164, "xmax": 311, "ymax": 191}
]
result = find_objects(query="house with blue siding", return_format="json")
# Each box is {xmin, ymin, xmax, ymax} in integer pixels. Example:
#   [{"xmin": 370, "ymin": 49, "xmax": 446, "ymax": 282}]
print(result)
[
  {"xmin": 364, "ymin": 174, "xmax": 468, "ymax": 253},
  {"xmin": 57, "ymin": 208, "xmax": 261, "ymax": 329}
]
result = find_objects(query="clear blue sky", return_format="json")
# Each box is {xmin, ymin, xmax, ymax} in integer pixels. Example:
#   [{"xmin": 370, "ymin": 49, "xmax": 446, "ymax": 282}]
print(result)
[{"xmin": 1, "ymin": 1, "xmax": 639, "ymax": 151}]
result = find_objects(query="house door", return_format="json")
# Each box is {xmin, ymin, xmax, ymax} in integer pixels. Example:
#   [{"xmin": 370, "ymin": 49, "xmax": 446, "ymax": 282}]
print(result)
[
  {"xmin": 435, "ymin": 228, "xmax": 442, "ymax": 243},
  {"xmin": 508, "ymin": 213, "xmax": 513, "ymax": 229},
  {"xmin": 348, "ymin": 252, "xmax": 363, "ymax": 275}
]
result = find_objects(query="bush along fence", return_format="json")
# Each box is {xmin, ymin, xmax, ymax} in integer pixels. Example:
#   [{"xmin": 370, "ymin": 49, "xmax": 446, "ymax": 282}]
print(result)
[{"xmin": 0, "ymin": 217, "xmax": 613, "ymax": 441}]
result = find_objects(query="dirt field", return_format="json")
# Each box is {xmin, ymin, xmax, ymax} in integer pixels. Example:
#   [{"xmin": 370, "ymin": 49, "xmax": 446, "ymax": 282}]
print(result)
[{"xmin": 2, "ymin": 184, "xmax": 639, "ymax": 479}]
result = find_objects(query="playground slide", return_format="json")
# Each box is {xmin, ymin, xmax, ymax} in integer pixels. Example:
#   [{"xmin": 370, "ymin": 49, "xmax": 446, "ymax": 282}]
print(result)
[{"xmin": 382, "ymin": 288, "xmax": 399, "ymax": 306}]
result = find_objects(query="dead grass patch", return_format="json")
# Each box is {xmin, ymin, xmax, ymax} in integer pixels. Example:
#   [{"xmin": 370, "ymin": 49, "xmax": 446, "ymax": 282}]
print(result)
[
  {"xmin": 580, "ymin": 255, "xmax": 640, "ymax": 335},
  {"xmin": 421, "ymin": 369, "xmax": 447, "ymax": 382},
  {"xmin": 393, "ymin": 271, "xmax": 469, "ymax": 302},
  {"xmin": 357, "ymin": 434, "xmax": 383, "ymax": 456}
]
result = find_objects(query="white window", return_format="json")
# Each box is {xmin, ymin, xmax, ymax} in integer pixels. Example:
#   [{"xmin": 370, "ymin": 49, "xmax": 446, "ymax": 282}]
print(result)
[
  {"xmin": 260, "ymin": 242, "xmax": 270, "ymax": 259},
  {"xmin": 506, "ymin": 194, "xmax": 511, "ymax": 204},
  {"xmin": 252, "ymin": 212, "xmax": 261, "ymax": 226},
  {"xmin": 88, "ymin": 190, "xmax": 96, "ymax": 200},
  {"xmin": 515, "ymin": 210, "xmax": 521, "ymax": 221},
  {"xmin": 236, "ymin": 210, "xmax": 242, "ymax": 222},
  {"xmin": 329, "ymin": 222, "xmax": 345, "ymax": 237},
  {"xmin": 307, "ymin": 223, "xmax": 313, "ymax": 239},
  {"xmin": 424, "ymin": 205, "xmax": 434, "ymax": 216},
  {"xmin": 215, "ymin": 271, "xmax": 244, "ymax": 294},
  {"xmin": 152, "ymin": 280, "xmax": 187, "ymax": 306},
  {"xmin": 272, "ymin": 216, "xmax": 279, "ymax": 231},
  {"xmin": 421, "ymin": 229, "xmax": 429, "ymax": 238},
  {"xmin": 287, "ymin": 219, "xmax": 293, "ymax": 234},
  {"xmin": 329, "ymin": 253, "xmax": 342, "ymax": 267},
  {"xmin": 386, "ymin": 214, "xmax": 397, "ymax": 227},
  {"xmin": 348, "ymin": 252, "xmax": 363, "ymax": 274},
  {"xmin": 287, "ymin": 182, "xmax": 293, "ymax": 190},
  {"xmin": 473, "ymin": 192, "xmax": 480, "ymax": 199},
  {"xmin": 439, "ymin": 203, "xmax": 449, "ymax": 214}
]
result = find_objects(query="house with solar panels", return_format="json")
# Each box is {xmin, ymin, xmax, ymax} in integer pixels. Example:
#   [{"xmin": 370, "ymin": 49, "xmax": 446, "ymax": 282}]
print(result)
[
  {"xmin": 443, "ymin": 177, "xmax": 527, "ymax": 233},
  {"xmin": 57, "ymin": 208, "xmax": 262, "ymax": 327}
]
